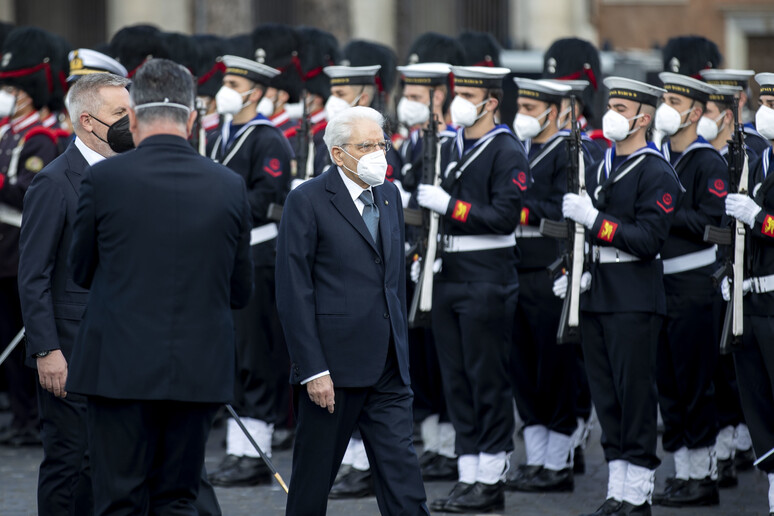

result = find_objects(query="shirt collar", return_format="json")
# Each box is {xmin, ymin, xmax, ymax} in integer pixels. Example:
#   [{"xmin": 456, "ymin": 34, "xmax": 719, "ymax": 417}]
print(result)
[
  {"xmin": 337, "ymin": 166, "xmax": 371, "ymax": 203},
  {"xmin": 74, "ymin": 136, "xmax": 107, "ymax": 166}
]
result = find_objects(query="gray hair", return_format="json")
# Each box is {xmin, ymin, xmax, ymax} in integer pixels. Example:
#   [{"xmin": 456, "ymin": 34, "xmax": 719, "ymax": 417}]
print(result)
[
  {"xmin": 130, "ymin": 58, "xmax": 195, "ymax": 127},
  {"xmin": 68, "ymin": 73, "xmax": 131, "ymax": 127},
  {"xmin": 323, "ymin": 106, "xmax": 385, "ymax": 159}
]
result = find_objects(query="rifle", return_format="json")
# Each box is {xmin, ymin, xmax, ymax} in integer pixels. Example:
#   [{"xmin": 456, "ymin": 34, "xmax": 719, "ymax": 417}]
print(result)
[
  {"xmin": 194, "ymin": 97, "xmax": 209, "ymax": 156},
  {"xmin": 299, "ymin": 90, "xmax": 315, "ymax": 181},
  {"xmin": 704, "ymin": 95, "xmax": 748, "ymax": 354},
  {"xmin": 540, "ymin": 95, "xmax": 585, "ymax": 344},
  {"xmin": 408, "ymin": 89, "xmax": 441, "ymax": 328}
]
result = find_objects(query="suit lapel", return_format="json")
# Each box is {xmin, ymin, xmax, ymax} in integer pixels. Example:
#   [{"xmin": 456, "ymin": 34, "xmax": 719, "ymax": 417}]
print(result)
[
  {"xmin": 64, "ymin": 143, "xmax": 89, "ymax": 195},
  {"xmin": 326, "ymin": 168, "xmax": 380, "ymax": 254},
  {"xmin": 373, "ymin": 185, "xmax": 391, "ymax": 262}
]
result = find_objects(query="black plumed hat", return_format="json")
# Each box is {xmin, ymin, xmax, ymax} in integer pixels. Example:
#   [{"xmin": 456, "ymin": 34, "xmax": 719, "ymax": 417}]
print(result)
[
  {"xmin": 662, "ymin": 35, "xmax": 722, "ymax": 78},
  {"xmin": 0, "ymin": 26, "xmax": 59, "ymax": 110},
  {"xmin": 406, "ymin": 32, "xmax": 465, "ymax": 66},
  {"xmin": 457, "ymin": 31, "xmax": 501, "ymax": 67}
]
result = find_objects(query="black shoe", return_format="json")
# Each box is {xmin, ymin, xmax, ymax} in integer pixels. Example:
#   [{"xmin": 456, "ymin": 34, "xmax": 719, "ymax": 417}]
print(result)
[
  {"xmin": 657, "ymin": 477, "xmax": 719, "ymax": 507},
  {"xmin": 418, "ymin": 450, "xmax": 438, "ymax": 468},
  {"xmin": 429, "ymin": 482, "xmax": 473, "ymax": 512},
  {"xmin": 614, "ymin": 501, "xmax": 651, "ymax": 515},
  {"xmin": 652, "ymin": 477, "xmax": 687, "ymax": 504},
  {"xmin": 505, "ymin": 464, "xmax": 542, "ymax": 490},
  {"xmin": 271, "ymin": 428, "xmax": 294, "ymax": 451},
  {"xmin": 328, "ymin": 468, "xmax": 373, "ymax": 499},
  {"xmin": 578, "ymin": 498, "xmax": 622, "ymax": 516},
  {"xmin": 735, "ymin": 447, "xmax": 755, "ymax": 470},
  {"xmin": 209, "ymin": 454, "xmax": 241, "ymax": 477},
  {"xmin": 510, "ymin": 466, "xmax": 573, "ymax": 492},
  {"xmin": 574, "ymin": 446, "xmax": 586, "ymax": 474},
  {"xmin": 421, "ymin": 454, "xmax": 457, "ymax": 481},
  {"xmin": 717, "ymin": 458, "xmax": 738, "ymax": 488},
  {"xmin": 209, "ymin": 456, "xmax": 270, "ymax": 487},
  {"xmin": 444, "ymin": 481, "xmax": 504, "ymax": 513}
]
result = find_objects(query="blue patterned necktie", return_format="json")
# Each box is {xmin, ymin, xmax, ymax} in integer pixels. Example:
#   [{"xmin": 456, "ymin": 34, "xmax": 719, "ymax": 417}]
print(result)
[{"xmin": 359, "ymin": 190, "xmax": 380, "ymax": 242}]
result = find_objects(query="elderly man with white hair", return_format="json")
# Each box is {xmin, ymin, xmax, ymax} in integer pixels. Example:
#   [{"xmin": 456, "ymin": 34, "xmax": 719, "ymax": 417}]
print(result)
[{"xmin": 276, "ymin": 106, "xmax": 429, "ymax": 516}]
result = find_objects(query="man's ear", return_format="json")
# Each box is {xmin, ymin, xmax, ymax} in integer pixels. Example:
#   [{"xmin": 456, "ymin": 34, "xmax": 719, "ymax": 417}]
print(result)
[
  {"xmin": 485, "ymin": 96, "xmax": 499, "ymax": 114},
  {"xmin": 330, "ymin": 146, "xmax": 345, "ymax": 167},
  {"xmin": 128, "ymin": 108, "xmax": 138, "ymax": 134},
  {"xmin": 186, "ymin": 109, "xmax": 197, "ymax": 136},
  {"xmin": 80, "ymin": 113, "xmax": 92, "ymax": 133}
]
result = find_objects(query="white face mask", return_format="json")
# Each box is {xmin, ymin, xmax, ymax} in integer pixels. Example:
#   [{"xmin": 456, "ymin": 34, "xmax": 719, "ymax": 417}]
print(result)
[
  {"xmin": 215, "ymin": 86, "xmax": 254, "ymax": 116},
  {"xmin": 324, "ymin": 95, "xmax": 353, "ymax": 121},
  {"xmin": 513, "ymin": 108, "xmax": 551, "ymax": 140},
  {"xmin": 256, "ymin": 95, "xmax": 275, "ymax": 117},
  {"xmin": 602, "ymin": 110, "xmax": 644, "ymax": 142},
  {"xmin": 696, "ymin": 112, "xmax": 726, "ymax": 142},
  {"xmin": 0, "ymin": 90, "xmax": 17, "ymax": 118},
  {"xmin": 284, "ymin": 101, "xmax": 303, "ymax": 120},
  {"xmin": 654, "ymin": 103, "xmax": 693, "ymax": 136},
  {"xmin": 450, "ymin": 96, "xmax": 487, "ymax": 128},
  {"xmin": 339, "ymin": 147, "xmax": 388, "ymax": 186},
  {"xmin": 755, "ymin": 105, "xmax": 774, "ymax": 141},
  {"xmin": 556, "ymin": 106, "xmax": 572, "ymax": 130},
  {"xmin": 397, "ymin": 97, "xmax": 430, "ymax": 127}
]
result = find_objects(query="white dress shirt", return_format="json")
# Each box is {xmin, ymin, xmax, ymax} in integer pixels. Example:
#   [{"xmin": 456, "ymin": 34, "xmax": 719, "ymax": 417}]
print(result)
[{"xmin": 74, "ymin": 136, "xmax": 107, "ymax": 166}]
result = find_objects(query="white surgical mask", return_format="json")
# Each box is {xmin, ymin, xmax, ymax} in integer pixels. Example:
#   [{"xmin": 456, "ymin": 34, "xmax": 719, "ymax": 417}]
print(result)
[
  {"xmin": 696, "ymin": 112, "xmax": 726, "ymax": 142},
  {"xmin": 256, "ymin": 95, "xmax": 275, "ymax": 117},
  {"xmin": 285, "ymin": 101, "xmax": 303, "ymax": 120},
  {"xmin": 0, "ymin": 90, "xmax": 17, "ymax": 118},
  {"xmin": 513, "ymin": 108, "xmax": 551, "ymax": 140},
  {"xmin": 215, "ymin": 86, "xmax": 254, "ymax": 116},
  {"xmin": 397, "ymin": 97, "xmax": 430, "ymax": 127},
  {"xmin": 339, "ymin": 147, "xmax": 388, "ymax": 186},
  {"xmin": 755, "ymin": 105, "xmax": 774, "ymax": 141},
  {"xmin": 324, "ymin": 95, "xmax": 353, "ymax": 120},
  {"xmin": 602, "ymin": 110, "xmax": 644, "ymax": 142},
  {"xmin": 654, "ymin": 103, "xmax": 693, "ymax": 136},
  {"xmin": 450, "ymin": 96, "xmax": 487, "ymax": 128}
]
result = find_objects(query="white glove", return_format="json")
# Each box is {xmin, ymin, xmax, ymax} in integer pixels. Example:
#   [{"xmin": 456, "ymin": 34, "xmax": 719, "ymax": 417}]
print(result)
[
  {"xmin": 410, "ymin": 259, "xmax": 420, "ymax": 283},
  {"xmin": 721, "ymin": 276, "xmax": 754, "ymax": 301},
  {"xmin": 553, "ymin": 271, "xmax": 591, "ymax": 299},
  {"xmin": 433, "ymin": 258, "xmax": 442, "ymax": 273},
  {"xmin": 417, "ymin": 184, "xmax": 452, "ymax": 215},
  {"xmin": 290, "ymin": 178, "xmax": 306, "ymax": 190},
  {"xmin": 394, "ymin": 180, "xmax": 412, "ymax": 208},
  {"xmin": 726, "ymin": 193, "xmax": 762, "ymax": 227},
  {"xmin": 563, "ymin": 193, "xmax": 599, "ymax": 229}
]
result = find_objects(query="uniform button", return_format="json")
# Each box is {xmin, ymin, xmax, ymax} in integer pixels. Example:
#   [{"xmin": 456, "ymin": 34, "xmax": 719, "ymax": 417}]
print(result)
[
  {"xmin": 383, "ymin": 313, "xmax": 389, "ymax": 319},
  {"xmin": 375, "ymin": 257, "xmax": 381, "ymax": 264}
]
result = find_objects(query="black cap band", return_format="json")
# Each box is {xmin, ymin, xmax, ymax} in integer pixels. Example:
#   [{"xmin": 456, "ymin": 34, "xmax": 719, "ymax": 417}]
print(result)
[
  {"xmin": 608, "ymin": 88, "xmax": 659, "ymax": 107},
  {"xmin": 664, "ymin": 83, "xmax": 709, "ymax": 103}
]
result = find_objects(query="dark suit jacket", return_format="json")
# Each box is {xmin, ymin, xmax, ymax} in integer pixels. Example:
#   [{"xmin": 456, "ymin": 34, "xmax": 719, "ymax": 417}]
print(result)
[
  {"xmin": 275, "ymin": 166, "xmax": 410, "ymax": 388},
  {"xmin": 67, "ymin": 134, "xmax": 253, "ymax": 402},
  {"xmin": 18, "ymin": 141, "xmax": 90, "ymax": 363}
]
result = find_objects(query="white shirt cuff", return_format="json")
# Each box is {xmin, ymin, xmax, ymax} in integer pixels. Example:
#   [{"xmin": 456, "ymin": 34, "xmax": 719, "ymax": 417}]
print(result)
[{"xmin": 301, "ymin": 370, "xmax": 330, "ymax": 385}]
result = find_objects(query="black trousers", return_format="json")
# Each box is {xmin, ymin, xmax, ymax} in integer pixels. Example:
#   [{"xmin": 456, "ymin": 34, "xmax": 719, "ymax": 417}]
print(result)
[
  {"xmin": 432, "ymin": 280, "xmax": 517, "ymax": 456},
  {"xmin": 286, "ymin": 344, "xmax": 429, "ymax": 516},
  {"xmin": 734, "ymin": 315, "xmax": 774, "ymax": 473},
  {"xmin": 408, "ymin": 325, "xmax": 448, "ymax": 424},
  {"xmin": 657, "ymin": 292, "xmax": 718, "ymax": 451},
  {"xmin": 87, "ymin": 397, "xmax": 219, "ymax": 516},
  {"xmin": 0, "ymin": 277, "xmax": 37, "ymax": 430},
  {"xmin": 581, "ymin": 312, "xmax": 661, "ymax": 470},
  {"xmin": 511, "ymin": 269, "xmax": 577, "ymax": 436},
  {"xmin": 232, "ymin": 265, "xmax": 286, "ymax": 422},
  {"xmin": 37, "ymin": 385, "xmax": 92, "ymax": 516},
  {"xmin": 713, "ymin": 299, "xmax": 745, "ymax": 429}
]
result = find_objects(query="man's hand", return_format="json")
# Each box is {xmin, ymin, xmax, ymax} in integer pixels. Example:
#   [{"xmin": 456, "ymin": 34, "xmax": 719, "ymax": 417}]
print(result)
[
  {"xmin": 37, "ymin": 349, "xmax": 67, "ymax": 398},
  {"xmin": 307, "ymin": 374, "xmax": 335, "ymax": 414}
]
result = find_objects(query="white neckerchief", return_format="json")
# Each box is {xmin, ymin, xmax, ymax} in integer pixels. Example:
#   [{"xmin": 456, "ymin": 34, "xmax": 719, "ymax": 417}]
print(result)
[
  {"xmin": 74, "ymin": 137, "xmax": 107, "ymax": 166},
  {"xmin": 337, "ymin": 166, "xmax": 372, "ymax": 216}
]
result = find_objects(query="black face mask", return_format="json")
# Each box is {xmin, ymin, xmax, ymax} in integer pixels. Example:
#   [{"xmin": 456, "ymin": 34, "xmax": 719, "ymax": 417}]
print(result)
[{"xmin": 90, "ymin": 114, "xmax": 135, "ymax": 153}]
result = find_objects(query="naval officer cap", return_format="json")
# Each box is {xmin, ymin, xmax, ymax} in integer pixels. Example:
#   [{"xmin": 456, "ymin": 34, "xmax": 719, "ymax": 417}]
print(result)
[
  {"xmin": 221, "ymin": 54, "xmax": 279, "ymax": 86},
  {"xmin": 396, "ymin": 62, "xmax": 451, "ymax": 87},
  {"xmin": 699, "ymin": 68, "xmax": 754, "ymax": 89},
  {"xmin": 323, "ymin": 65, "xmax": 381, "ymax": 86},
  {"xmin": 659, "ymin": 72, "xmax": 718, "ymax": 104},
  {"xmin": 514, "ymin": 77, "xmax": 571, "ymax": 105},
  {"xmin": 603, "ymin": 77, "xmax": 665, "ymax": 107},
  {"xmin": 451, "ymin": 65, "xmax": 510, "ymax": 89},
  {"xmin": 68, "ymin": 48, "xmax": 128, "ymax": 82},
  {"xmin": 756, "ymin": 73, "xmax": 774, "ymax": 97}
]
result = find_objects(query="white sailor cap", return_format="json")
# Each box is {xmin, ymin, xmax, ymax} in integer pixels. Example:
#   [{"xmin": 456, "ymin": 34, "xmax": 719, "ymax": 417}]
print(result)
[
  {"xmin": 603, "ymin": 76, "xmax": 665, "ymax": 107},
  {"xmin": 396, "ymin": 62, "xmax": 451, "ymax": 86},
  {"xmin": 699, "ymin": 68, "xmax": 755, "ymax": 88},
  {"xmin": 706, "ymin": 84, "xmax": 742, "ymax": 104},
  {"xmin": 222, "ymin": 55, "xmax": 279, "ymax": 86},
  {"xmin": 514, "ymin": 77, "xmax": 571, "ymax": 104},
  {"xmin": 323, "ymin": 65, "xmax": 381, "ymax": 86},
  {"xmin": 546, "ymin": 79, "xmax": 589, "ymax": 96},
  {"xmin": 451, "ymin": 66, "xmax": 510, "ymax": 89},
  {"xmin": 659, "ymin": 72, "xmax": 719, "ymax": 103},
  {"xmin": 68, "ymin": 48, "xmax": 128, "ymax": 82},
  {"xmin": 756, "ymin": 73, "xmax": 774, "ymax": 97}
]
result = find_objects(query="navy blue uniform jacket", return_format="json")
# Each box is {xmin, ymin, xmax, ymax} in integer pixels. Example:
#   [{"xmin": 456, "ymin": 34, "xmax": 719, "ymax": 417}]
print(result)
[
  {"xmin": 67, "ymin": 134, "xmax": 254, "ymax": 402},
  {"xmin": 275, "ymin": 166, "xmax": 411, "ymax": 388},
  {"xmin": 18, "ymin": 142, "xmax": 89, "ymax": 362}
]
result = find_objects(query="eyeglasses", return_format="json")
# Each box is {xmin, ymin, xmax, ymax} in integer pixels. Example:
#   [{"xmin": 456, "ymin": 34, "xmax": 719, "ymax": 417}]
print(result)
[{"xmin": 340, "ymin": 140, "xmax": 392, "ymax": 153}]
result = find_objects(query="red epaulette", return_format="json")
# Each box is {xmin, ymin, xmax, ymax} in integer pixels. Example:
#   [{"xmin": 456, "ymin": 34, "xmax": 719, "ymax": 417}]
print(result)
[
  {"xmin": 283, "ymin": 126, "xmax": 298, "ymax": 139},
  {"xmin": 587, "ymin": 129, "xmax": 611, "ymax": 149},
  {"xmin": 23, "ymin": 126, "xmax": 60, "ymax": 146},
  {"xmin": 311, "ymin": 121, "xmax": 327, "ymax": 136}
]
